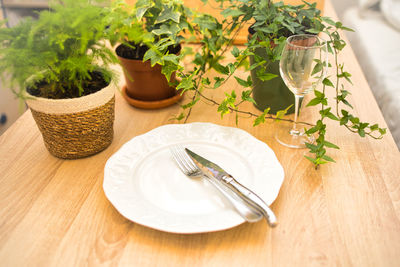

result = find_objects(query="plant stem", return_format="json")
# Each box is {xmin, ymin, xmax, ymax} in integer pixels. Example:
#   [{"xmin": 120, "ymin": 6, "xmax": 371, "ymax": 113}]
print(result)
[{"xmin": 194, "ymin": 88, "xmax": 315, "ymax": 126}]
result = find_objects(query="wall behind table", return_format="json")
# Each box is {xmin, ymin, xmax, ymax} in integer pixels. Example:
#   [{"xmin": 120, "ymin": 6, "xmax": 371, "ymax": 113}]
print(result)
[
  {"xmin": 0, "ymin": 2, "xmax": 27, "ymax": 135},
  {"xmin": 124, "ymin": 0, "xmax": 325, "ymax": 44}
]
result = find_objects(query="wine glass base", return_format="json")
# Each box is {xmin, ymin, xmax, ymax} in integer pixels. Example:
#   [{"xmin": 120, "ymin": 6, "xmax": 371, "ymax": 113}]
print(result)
[{"xmin": 275, "ymin": 122, "xmax": 315, "ymax": 149}]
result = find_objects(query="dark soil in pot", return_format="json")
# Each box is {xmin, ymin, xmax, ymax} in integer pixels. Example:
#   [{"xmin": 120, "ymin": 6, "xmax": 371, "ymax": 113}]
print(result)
[
  {"xmin": 27, "ymin": 70, "xmax": 109, "ymax": 99},
  {"xmin": 116, "ymin": 43, "xmax": 181, "ymax": 60}
]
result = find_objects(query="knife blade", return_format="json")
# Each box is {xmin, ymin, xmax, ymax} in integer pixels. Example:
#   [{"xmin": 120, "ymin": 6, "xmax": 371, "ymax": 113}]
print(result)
[{"xmin": 185, "ymin": 148, "xmax": 278, "ymax": 227}]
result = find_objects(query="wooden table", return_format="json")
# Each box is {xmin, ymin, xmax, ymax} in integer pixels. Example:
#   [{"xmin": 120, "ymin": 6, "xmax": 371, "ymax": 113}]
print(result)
[{"xmin": 1, "ymin": 1, "xmax": 400, "ymax": 266}]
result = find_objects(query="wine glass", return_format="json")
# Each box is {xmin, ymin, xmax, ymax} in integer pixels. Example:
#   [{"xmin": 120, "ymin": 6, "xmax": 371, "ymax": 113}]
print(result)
[{"xmin": 275, "ymin": 34, "xmax": 327, "ymax": 148}]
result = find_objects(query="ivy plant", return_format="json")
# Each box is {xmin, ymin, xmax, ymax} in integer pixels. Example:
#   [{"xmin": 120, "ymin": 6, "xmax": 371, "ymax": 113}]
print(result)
[
  {"xmin": 109, "ymin": 0, "xmax": 197, "ymax": 84},
  {"xmin": 172, "ymin": 0, "xmax": 386, "ymax": 168}
]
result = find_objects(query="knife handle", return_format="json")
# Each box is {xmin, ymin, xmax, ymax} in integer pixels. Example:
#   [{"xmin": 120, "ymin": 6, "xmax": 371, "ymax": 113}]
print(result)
[
  {"xmin": 205, "ymin": 176, "xmax": 263, "ymax": 223},
  {"xmin": 221, "ymin": 175, "xmax": 278, "ymax": 227}
]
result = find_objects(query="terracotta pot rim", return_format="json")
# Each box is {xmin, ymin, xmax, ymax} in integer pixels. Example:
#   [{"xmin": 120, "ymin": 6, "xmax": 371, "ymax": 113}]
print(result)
[
  {"xmin": 121, "ymin": 84, "xmax": 183, "ymax": 109},
  {"xmin": 117, "ymin": 55, "xmax": 159, "ymax": 72}
]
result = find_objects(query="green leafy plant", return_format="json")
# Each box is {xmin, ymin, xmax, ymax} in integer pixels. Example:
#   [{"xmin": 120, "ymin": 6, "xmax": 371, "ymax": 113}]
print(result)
[
  {"xmin": 0, "ymin": 0, "xmax": 117, "ymax": 99},
  {"xmin": 172, "ymin": 0, "xmax": 386, "ymax": 168},
  {"xmin": 109, "ymin": 0, "xmax": 196, "ymax": 83}
]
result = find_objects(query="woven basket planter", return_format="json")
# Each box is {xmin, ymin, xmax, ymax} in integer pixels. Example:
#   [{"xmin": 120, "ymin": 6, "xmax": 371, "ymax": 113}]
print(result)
[{"xmin": 25, "ymin": 83, "xmax": 115, "ymax": 159}]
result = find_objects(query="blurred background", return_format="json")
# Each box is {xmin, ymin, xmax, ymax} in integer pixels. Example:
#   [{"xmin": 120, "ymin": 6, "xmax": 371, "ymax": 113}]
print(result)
[{"xmin": 1, "ymin": 0, "xmax": 399, "ymax": 150}]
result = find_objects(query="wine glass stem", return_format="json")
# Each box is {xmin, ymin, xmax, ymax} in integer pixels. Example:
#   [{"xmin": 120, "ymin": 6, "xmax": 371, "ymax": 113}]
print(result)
[{"xmin": 291, "ymin": 94, "xmax": 304, "ymax": 135}]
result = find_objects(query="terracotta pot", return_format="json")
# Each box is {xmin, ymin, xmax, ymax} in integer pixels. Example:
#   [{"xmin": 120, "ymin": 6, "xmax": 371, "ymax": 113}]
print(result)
[{"xmin": 116, "ymin": 44, "xmax": 180, "ymax": 102}]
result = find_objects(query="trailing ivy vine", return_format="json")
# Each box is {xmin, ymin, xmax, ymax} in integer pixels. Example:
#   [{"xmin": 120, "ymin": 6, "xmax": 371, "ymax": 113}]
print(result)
[{"xmin": 171, "ymin": 0, "xmax": 386, "ymax": 168}]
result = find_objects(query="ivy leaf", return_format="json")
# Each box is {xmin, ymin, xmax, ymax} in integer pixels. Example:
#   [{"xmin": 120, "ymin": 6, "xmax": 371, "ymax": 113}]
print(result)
[
  {"xmin": 217, "ymin": 104, "xmax": 230, "ymax": 117},
  {"xmin": 306, "ymin": 142, "xmax": 317, "ymax": 149},
  {"xmin": 231, "ymin": 46, "xmax": 240, "ymax": 58},
  {"xmin": 314, "ymin": 90, "xmax": 324, "ymax": 98},
  {"xmin": 193, "ymin": 15, "xmax": 218, "ymax": 31},
  {"xmin": 213, "ymin": 63, "xmax": 230, "ymax": 75},
  {"xmin": 281, "ymin": 20, "xmax": 295, "ymax": 34},
  {"xmin": 227, "ymin": 63, "xmax": 235, "ymax": 74},
  {"xmin": 249, "ymin": 61, "xmax": 266, "ymax": 70},
  {"xmin": 307, "ymin": 90, "xmax": 327, "ymax": 106},
  {"xmin": 162, "ymin": 54, "xmax": 179, "ymax": 65},
  {"xmin": 253, "ymin": 115, "xmax": 265, "ymax": 126},
  {"xmin": 306, "ymin": 28, "xmax": 321, "ymax": 34},
  {"xmin": 202, "ymin": 77, "xmax": 211, "ymax": 86},
  {"xmin": 305, "ymin": 155, "xmax": 317, "ymax": 164},
  {"xmin": 320, "ymin": 108, "xmax": 339, "ymax": 121},
  {"xmin": 218, "ymin": 91, "xmax": 237, "ymax": 118},
  {"xmin": 136, "ymin": 7, "xmax": 150, "ymax": 20},
  {"xmin": 341, "ymin": 98, "xmax": 353, "ymax": 108},
  {"xmin": 193, "ymin": 53, "xmax": 204, "ymax": 65},
  {"xmin": 221, "ymin": 8, "xmax": 245, "ymax": 18},
  {"xmin": 338, "ymin": 71, "xmax": 353, "ymax": 85},
  {"xmin": 275, "ymin": 105, "xmax": 293, "ymax": 121},
  {"xmin": 135, "ymin": 0, "xmax": 153, "ymax": 20},
  {"xmin": 333, "ymin": 39, "xmax": 346, "ymax": 51},
  {"xmin": 322, "ymin": 155, "xmax": 336, "ymax": 163},
  {"xmin": 152, "ymin": 25, "xmax": 172, "ymax": 36},
  {"xmin": 214, "ymin": 77, "xmax": 224, "ymax": 89},
  {"xmin": 322, "ymin": 78, "xmax": 334, "ymax": 87},
  {"xmin": 226, "ymin": 90, "xmax": 237, "ymax": 103},
  {"xmin": 340, "ymin": 26, "xmax": 355, "ymax": 32},
  {"xmin": 176, "ymin": 77, "xmax": 193, "ymax": 92},
  {"xmin": 155, "ymin": 6, "xmax": 181, "ymax": 24},
  {"xmin": 379, "ymin": 128, "xmax": 387, "ymax": 135},
  {"xmin": 253, "ymin": 108, "xmax": 270, "ymax": 126},
  {"xmin": 340, "ymin": 116, "xmax": 349, "ymax": 125},
  {"xmin": 326, "ymin": 112, "xmax": 339, "ymax": 121},
  {"xmin": 311, "ymin": 61, "xmax": 323, "ymax": 76},
  {"xmin": 161, "ymin": 61, "xmax": 179, "ymax": 82},
  {"xmin": 234, "ymin": 76, "xmax": 251, "ymax": 87},
  {"xmin": 143, "ymin": 49, "xmax": 162, "ymax": 66},
  {"xmin": 305, "ymin": 125, "xmax": 319, "ymax": 135},
  {"xmin": 321, "ymin": 16, "xmax": 336, "ymax": 26},
  {"xmin": 256, "ymin": 71, "xmax": 278, "ymax": 82},
  {"xmin": 370, "ymin": 124, "xmax": 379, "ymax": 131},
  {"xmin": 174, "ymin": 112, "xmax": 186, "ymax": 121},
  {"xmin": 326, "ymin": 42, "xmax": 334, "ymax": 54},
  {"xmin": 258, "ymin": 27, "xmax": 274, "ymax": 34},
  {"xmin": 341, "ymin": 89, "xmax": 351, "ymax": 98},
  {"xmin": 242, "ymin": 90, "xmax": 256, "ymax": 104},
  {"xmin": 324, "ymin": 141, "xmax": 340, "ymax": 149},
  {"xmin": 181, "ymin": 98, "xmax": 199, "ymax": 109},
  {"xmin": 307, "ymin": 98, "xmax": 322, "ymax": 107}
]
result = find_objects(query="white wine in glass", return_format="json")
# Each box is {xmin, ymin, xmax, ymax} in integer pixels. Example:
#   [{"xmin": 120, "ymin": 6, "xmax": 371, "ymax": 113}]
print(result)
[{"xmin": 275, "ymin": 34, "xmax": 327, "ymax": 148}]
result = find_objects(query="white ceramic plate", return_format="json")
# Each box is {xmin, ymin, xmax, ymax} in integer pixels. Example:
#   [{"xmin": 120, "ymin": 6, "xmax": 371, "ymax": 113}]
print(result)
[{"xmin": 103, "ymin": 122, "xmax": 284, "ymax": 234}]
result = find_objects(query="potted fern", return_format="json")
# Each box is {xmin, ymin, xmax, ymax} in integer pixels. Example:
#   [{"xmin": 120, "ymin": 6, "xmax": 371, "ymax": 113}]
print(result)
[
  {"xmin": 110, "ymin": 0, "xmax": 194, "ymax": 109},
  {"xmin": 0, "ymin": 0, "xmax": 119, "ymax": 159},
  {"xmin": 174, "ymin": 0, "xmax": 387, "ymax": 168}
]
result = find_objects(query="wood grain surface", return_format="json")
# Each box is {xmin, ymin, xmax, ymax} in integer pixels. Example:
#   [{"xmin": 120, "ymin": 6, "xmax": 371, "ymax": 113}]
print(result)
[{"xmin": 1, "ymin": 1, "xmax": 400, "ymax": 266}]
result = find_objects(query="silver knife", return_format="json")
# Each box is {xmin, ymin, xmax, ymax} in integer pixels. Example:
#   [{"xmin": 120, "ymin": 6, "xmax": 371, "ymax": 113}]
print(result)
[{"xmin": 185, "ymin": 148, "xmax": 278, "ymax": 227}]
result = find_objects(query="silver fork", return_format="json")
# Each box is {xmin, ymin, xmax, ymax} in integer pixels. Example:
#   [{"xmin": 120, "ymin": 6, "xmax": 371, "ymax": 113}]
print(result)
[{"xmin": 170, "ymin": 145, "xmax": 263, "ymax": 223}]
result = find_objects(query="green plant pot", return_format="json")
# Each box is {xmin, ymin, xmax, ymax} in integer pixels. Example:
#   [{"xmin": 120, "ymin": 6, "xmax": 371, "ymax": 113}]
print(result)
[{"xmin": 249, "ymin": 47, "xmax": 295, "ymax": 114}]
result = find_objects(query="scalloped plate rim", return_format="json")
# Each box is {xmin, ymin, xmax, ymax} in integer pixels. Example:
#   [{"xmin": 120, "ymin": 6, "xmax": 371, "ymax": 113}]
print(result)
[{"xmin": 103, "ymin": 122, "xmax": 285, "ymax": 234}]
